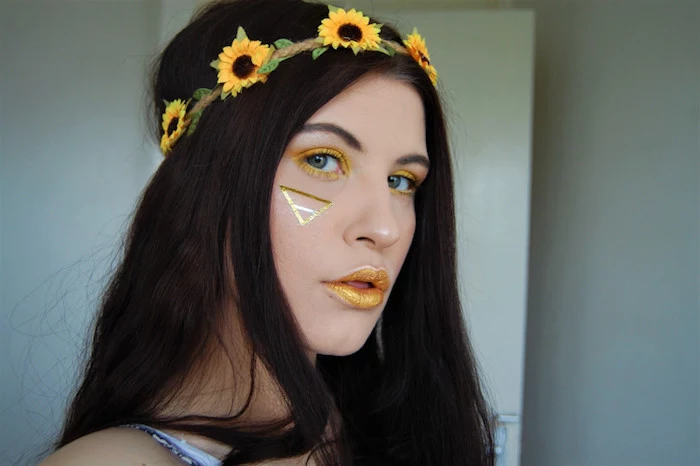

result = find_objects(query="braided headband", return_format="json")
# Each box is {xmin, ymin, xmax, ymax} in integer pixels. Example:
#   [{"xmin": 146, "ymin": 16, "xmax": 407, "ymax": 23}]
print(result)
[{"xmin": 160, "ymin": 6, "xmax": 438, "ymax": 154}]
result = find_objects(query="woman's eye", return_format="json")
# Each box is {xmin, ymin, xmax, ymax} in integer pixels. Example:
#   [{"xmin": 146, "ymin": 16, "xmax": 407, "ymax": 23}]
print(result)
[
  {"xmin": 293, "ymin": 148, "xmax": 348, "ymax": 180},
  {"xmin": 306, "ymin": 154, "xmax": 340, "ymax": 172},
  {"xmin": 388, "ymin": 174, "xmax": 417, "ymax": 194}
]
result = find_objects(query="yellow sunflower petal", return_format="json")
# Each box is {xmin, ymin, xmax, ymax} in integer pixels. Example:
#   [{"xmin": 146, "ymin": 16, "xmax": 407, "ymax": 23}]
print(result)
[
  {"xmin": 218, "ymin": 65, "xmax": 233, "ymax": 76},
  {"xmin": 160, "ymin": 136, "xmax": 170, "ymax": 153},
  {"xmin": 403, "ymin": 28, "xmax": 438, "ymax": 87},
  {"xmin": 316, "ymin": 7, "xmax": 382, "ymax": 52},
  {"xmin": 350, "ymin": 11, "xmax": 365, "ymax": 23},
  {"xmin": 402, "ymin": 29, "xmax": 438, "ymax": 85},
  {"xmin": 404, "ymin": 31, "xmax": 432, "ymax": 63},
  {"xmin": 160, "ymin": 99, "xmax": 189, "ymax": 154},
  {"xmin": 252, "ymin": 45, "xmax": 271, "ymax": 65},
  {"xmin": 426, "ymin": 65, "xmax": 439, "ymax": 86},
  {"xmin": 237, "ymin": 37, "xmax": 250, "ymax": 49},
  {"xmin": 328, "ymin": 10, "xmax": 341, "ymax": 22},
  {"xmin": 326, "ymin": 37, "xmax": 340, "ymax": 48},
  {"xmin": 214, "ymin": 35, "xmax": 273, "ymax": 101}
]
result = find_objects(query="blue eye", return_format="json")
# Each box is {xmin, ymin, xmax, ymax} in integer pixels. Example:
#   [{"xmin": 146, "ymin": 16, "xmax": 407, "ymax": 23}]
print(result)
[
  {"xmin": 388, "ymin": 173, "xmax": 417, "ymax": 194},
  {"xmin": 292, "ymin": 148, "xmax": 349, "ymax": 180},
  {"xmin": 306, "ymin": 154, "xmax": 341, "ymax": 172}
]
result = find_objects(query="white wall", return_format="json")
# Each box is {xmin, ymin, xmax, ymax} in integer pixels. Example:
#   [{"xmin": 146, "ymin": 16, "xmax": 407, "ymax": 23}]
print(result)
[
  {"xmin": 521, "ymin": 1, "xmax": 700, "ymax": 465},
  {"xmin": 0, "ymin": 1, "xmax": 162, "ymax": 463}
]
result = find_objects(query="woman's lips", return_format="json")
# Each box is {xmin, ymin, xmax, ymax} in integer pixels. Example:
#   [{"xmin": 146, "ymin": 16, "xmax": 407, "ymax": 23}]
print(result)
[{"xmin": 325, "ymin": 268, "xmax": 390, "ymax": 310}]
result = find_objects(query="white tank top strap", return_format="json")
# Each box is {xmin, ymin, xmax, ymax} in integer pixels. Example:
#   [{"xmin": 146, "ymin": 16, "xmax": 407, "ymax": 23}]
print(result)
[{"xmin": 124, "ymin": 424, "xmax": 222, "ymax": 466}]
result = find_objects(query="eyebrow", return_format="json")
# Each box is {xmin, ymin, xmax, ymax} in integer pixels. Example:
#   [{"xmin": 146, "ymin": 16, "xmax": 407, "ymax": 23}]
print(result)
[
  {"xmin": 298, "ymin": 122, "xmax": 431, "ymax": 170},
  {"xmin": 396, "ymin": 154, "xmax": 430, "ymax": 170},
  {"xmin": 299, "ymin": 123, "xmax": 363, "ymax": 151}
]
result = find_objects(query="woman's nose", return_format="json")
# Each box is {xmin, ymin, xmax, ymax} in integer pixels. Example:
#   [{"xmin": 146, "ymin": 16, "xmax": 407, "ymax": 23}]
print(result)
[{"xmin": 342, "ymin": 180, "xmax": 401, "ymax": 251}]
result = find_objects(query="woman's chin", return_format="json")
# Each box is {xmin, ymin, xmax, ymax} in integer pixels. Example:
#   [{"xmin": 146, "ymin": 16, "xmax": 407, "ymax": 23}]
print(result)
[{"xmin": 308, "ymin": 332, "xmax": 373, "ymax": 358}]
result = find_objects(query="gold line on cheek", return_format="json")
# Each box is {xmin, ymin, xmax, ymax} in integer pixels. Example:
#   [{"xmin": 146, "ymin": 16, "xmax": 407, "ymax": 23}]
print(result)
[{"xmin": 280, "ymin": 185, "xmax": 334, "ymax": 226}]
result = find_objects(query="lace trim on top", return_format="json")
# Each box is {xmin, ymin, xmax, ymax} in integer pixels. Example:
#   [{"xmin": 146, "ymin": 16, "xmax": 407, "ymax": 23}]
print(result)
[{"xmin": 124, "ymin": 424, "xmax": 222, "ymax": 466}]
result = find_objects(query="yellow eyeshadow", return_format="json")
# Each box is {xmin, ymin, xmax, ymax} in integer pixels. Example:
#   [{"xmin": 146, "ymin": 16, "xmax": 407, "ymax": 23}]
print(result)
[
  {"xmin": 390, "ymin": 170, "xmax": 420, "ymax": 197},
  {"xmin": 291, "ymin": 147, "xmax": 350, "ymax": 180},
  {"xmin": 393, "ymin": 170, "xmax": 418, "ymax": 183},
  {"xmin": 391, "ymin": 188, "xmax": 414, "ymax": 198}
]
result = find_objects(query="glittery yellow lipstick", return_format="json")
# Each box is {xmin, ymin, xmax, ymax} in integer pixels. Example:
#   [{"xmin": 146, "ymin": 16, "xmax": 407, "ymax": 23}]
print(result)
[{"xmin": 325, "ymin": 268, "xmax": 390, "ymax": 310}]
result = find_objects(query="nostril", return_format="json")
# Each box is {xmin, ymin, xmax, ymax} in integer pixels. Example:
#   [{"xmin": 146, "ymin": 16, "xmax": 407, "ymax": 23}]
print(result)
[{"xmin": 356, "ymin": 236, "xmax": 375, "ymax": 244}]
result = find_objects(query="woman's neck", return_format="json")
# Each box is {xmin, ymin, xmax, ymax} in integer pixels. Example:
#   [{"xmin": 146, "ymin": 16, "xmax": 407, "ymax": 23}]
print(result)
[{"xmin": 156, "ymin": 314, "xmax": 322, "ymax": 462}]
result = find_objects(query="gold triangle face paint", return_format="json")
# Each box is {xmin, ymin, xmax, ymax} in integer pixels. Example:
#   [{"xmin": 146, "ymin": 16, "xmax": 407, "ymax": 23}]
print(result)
[{"xmin": 280, "ymin": 185, "xmax": 333, "ymax": 226}]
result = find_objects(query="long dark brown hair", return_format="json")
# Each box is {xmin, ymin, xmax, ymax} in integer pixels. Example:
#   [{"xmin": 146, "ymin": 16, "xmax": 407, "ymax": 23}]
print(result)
[{"xmin": 56, "ymin": 0, "xmax": 495, "ymax": 464}]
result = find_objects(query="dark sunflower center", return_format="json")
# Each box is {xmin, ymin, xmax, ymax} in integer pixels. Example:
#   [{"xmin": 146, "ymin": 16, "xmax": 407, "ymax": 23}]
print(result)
[
  {"xmin": 233, "ymin": 55, "xmax": 255, "ymax": 79},
  {"xmin": 338, "ymin": 23, "xmax": 363, "ymax": 42},
  {"xmin": 166, "ymin": 117, "xmax": 179, "ymax": 136},
  {"xmin": 418, "ymin": 52, "xmax": 430, "ymax": 65}
]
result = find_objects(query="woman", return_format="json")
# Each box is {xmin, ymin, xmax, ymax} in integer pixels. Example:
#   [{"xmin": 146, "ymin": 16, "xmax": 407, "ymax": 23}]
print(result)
[{"xmin": 41, "ymin": 0, "xmax": 494, "ymax": 464}]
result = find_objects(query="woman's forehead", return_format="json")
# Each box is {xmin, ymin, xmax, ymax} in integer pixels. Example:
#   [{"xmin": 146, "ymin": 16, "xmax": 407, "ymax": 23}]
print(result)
[{"xmin": 302, "ymin": 75, "xmax": 427, "ymax": 155}]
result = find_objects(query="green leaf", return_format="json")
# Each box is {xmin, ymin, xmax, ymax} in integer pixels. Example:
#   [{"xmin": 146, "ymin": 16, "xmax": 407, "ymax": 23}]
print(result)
[
  {"xmin": 273, "ymin": 38, "xmax": 294, "ymax": 49},
  {"xmin": 312, "ymin": 47, "xmax": 328, "ymax": 60},
  {"xmin": 257, "ymin": 59, "xmax": 281, "ymax": 75},
  {"xmin": 328, "ymin": 5, "xmax": 341, "ymax": 13},
  {"xmin": 236, "ymin": 26, "xmax": 247, "ymax": 41},
  {"xmin": 186, "ymin": 110, "xmax": 203, "ymax": 136},
  {"xmin": 375, "ymin": 45, "xmax": 392, "ymax": 56},
  {"xmin": 382, "ymin": 43, "xmax": 397, "ymax": 56},
  {"xmin": 192, "ymin": 88, "xmax": 212, "ymax": 101},
  {"xmin": 210, "ymin": 59, "xmax": 220, "ymax": 69}
]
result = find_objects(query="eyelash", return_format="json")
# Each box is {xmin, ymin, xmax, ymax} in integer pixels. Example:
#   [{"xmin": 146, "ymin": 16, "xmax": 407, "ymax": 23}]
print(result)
[
  {"xmin": 292, "ymin": 148, "xmax": 349, "ymax": 180},
  {"xmin": 389, "ymin": 170, "xmax": 419, "ymax": 197},
  {"xmin": 292, "ymin": 148, "xmax": 421, "ymax": 196}
]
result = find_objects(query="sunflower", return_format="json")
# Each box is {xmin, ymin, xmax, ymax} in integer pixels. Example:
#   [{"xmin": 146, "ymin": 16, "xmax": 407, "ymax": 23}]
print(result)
[
  {"xmin": 318, "ymin": 8, "xmax": 382, "ymax": 54},
  {"xmin": 160, "ymin": 99, "xmax": 189, "ymax": 154},
  {"xmin": 403, "ymin": 29, "xmax": 439, "ymax": 86},
  {"xmin": 215, "ymin": 34, "xmax": 273, "ymax": 98}
]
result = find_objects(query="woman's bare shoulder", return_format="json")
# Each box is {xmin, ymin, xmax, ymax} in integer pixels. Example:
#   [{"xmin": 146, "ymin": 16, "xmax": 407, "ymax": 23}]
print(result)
[{"xmin": 39, "ymin": 427, "xmax": 181, "ymax": 466}]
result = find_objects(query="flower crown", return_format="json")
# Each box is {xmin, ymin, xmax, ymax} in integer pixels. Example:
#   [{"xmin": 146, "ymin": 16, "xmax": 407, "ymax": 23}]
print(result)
[{"xmin": 160, "ymin": 6, "xmax": 439, "ymax": 154}]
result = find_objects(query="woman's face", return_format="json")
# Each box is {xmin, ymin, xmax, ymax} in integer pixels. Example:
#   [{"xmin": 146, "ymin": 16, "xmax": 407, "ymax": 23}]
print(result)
[{"xmin": 271, "ymin": 74, "xmax": 429, "ymax": 357}]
